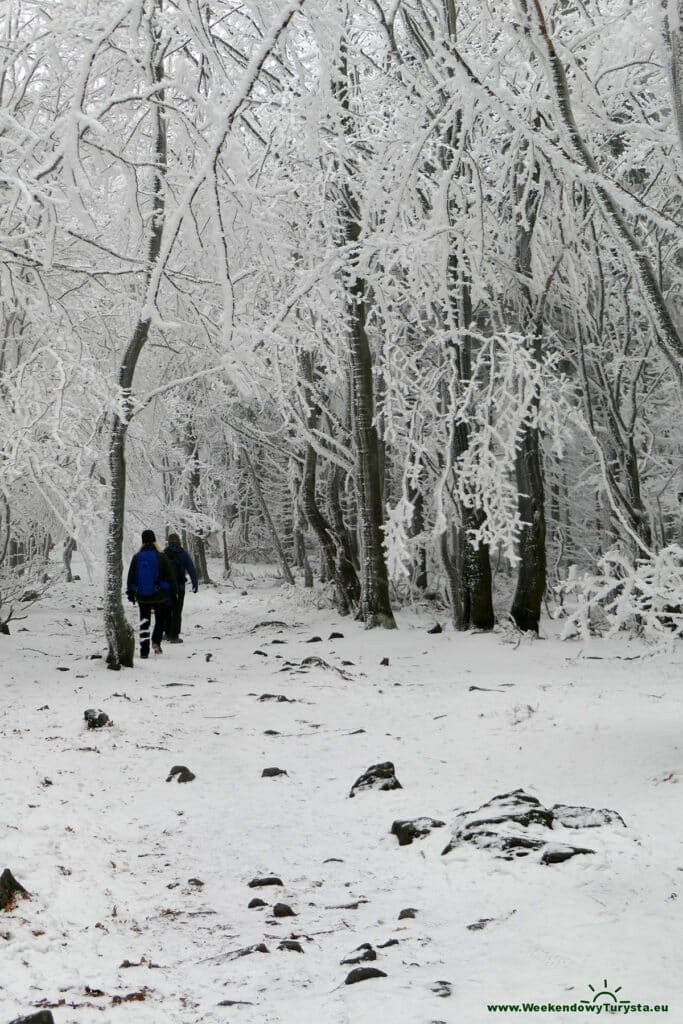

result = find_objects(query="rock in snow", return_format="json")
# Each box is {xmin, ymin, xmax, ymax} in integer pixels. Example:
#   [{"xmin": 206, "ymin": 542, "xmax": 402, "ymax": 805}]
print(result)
[
  {"xmin": 0, "ymin": 869, "xmax": 29, "ymax": 911},
  {"xmin": 391, "ymin": 817, "xmax": 446, "ymax": 846},
  {"xmin": 7, "ymin": 1014, "xmax": 55, "ymax": 1024},
  {"xmin": 83, "ymin": 708, "xmax": 111, "ymax": 729},
  {"xmin": 344, "ymin": 967, "xmax": 388, "ymax": 985},
  {"xmin": 441, "ymin": 788, "xmax": 625, "ymax": 862},
  {"xmin": 341, "ymin": 942, "xmax": 377, "ymax": 965},
  {"xmin": 272, "ymin": 902, "xmax": 296, "ymax": 917},
  {"xmin": 349, "ymin": 761, "xmax": 402, "ymax": 798},
  {"xmin": 551, "ymin": 803, "xmax": 626, "ymax": 829},
  {"xmin": 166, "ymin": 765, "xmax": 196, "ymax": 783}
]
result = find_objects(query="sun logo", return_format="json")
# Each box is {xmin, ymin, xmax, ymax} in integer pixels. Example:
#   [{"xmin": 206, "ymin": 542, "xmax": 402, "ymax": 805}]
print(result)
[{"xmin": 581, "ymin": 979, "xmax": 630, "ymax": 1007}]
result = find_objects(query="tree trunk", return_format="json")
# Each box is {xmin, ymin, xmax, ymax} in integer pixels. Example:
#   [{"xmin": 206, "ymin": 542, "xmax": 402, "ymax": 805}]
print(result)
[
  {"xmin": 103, "ymin": 5, "xmax": 166, "ymax": 668},
  {"xmin": 335, "ymin": 44, "xmax": 396, "ymax": 629},
  {"xmin": 510, "ymin": 140, "xmax": 546, "ymax": 634},
  {"xmin": 184, "ymin": 423, "xmax": 211, "ymax": 584},
  {"xmin": 63, "ymin": 536, "xmax": 77, "ymax": 583},
  {"xmin": 104, "ymin": 417, "xmax": 135, "ymax": 668},
  {"xmin": 242, "ymin": 447, "xmax": 295, "ymax": 585}
]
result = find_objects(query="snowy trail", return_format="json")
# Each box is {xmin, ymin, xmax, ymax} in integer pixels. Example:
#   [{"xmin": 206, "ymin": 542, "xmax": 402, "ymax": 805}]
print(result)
[{"xmin": 1, "ymin": 568, "xmax": 682, "ymax": 1023}]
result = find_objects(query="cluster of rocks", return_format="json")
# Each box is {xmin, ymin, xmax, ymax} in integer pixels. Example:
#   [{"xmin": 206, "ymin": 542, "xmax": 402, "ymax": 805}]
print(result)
[{"xmin": 441, "ymin": 788, "xmax": 626, "ymax": 863}]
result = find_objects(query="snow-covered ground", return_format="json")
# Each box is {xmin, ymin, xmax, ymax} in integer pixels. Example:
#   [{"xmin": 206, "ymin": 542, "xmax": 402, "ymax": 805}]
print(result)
[{"xmin": 2, "ymin": 563, "xmax": 682, "ymax": 1023}]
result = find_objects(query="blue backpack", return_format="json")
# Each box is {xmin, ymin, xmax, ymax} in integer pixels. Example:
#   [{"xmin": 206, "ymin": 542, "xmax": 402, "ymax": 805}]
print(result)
[{"xmin": 136, "ymin": 549, "xmax": 161, "ymax": 600}]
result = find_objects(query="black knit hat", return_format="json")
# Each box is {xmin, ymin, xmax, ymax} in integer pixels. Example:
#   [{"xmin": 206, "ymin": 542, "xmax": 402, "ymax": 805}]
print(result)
[
  {"xmin": 167, "ymin": 532, "xmax": 181, "ymax": 546},
  {"xmin": 141, "ymin": 529, "xmax": 156, "ymax": 544}
]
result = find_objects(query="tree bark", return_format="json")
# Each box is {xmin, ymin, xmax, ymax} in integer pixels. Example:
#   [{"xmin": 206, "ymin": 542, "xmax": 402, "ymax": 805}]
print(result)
[
  {"xmin": 104, "ymin": 5, "xmax": 166, "ymax": 667},
  {"xmin": 335, "ymin": 43, "xmax": 396, "ymax": 629},
  {"xmin": 242, "ymin": 447, "xmax": 295, "ymax": 585},
  {"xmin": 510, "ymin": 141, "xmax": 546, "ymax": 633}
]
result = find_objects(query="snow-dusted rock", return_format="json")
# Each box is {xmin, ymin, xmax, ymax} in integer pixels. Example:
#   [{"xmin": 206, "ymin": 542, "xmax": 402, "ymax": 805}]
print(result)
[
  {"xmin": 83, "ymin": 708, "xmax": 110, "ymax": 729},
  {"xmin": 441, "ymin": 789, "xmax": 627, "ymax": 862},
  {"xmin": 391, "ymin": 817, "xmax": 445, "ymax": 846},
  {"xmin": 349, "ymin": 761, "xmax": 402, "ymax": 798},
  {"xmin": 552, "ymin": 803, "xmax": 626, "ymax": 829}
]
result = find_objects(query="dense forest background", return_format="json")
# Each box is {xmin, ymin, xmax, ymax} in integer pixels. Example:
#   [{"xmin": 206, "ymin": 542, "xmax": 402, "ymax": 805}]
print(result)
[{"xmin": 1, "ymin": 0, "xmax": 682, "ymax": 663}]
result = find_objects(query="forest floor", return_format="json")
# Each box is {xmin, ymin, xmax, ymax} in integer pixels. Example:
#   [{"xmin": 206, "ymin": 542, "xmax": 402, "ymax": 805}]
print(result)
[{"xmin": 1, "ymin": 563, "xmax": 682, "ymax": 1024}]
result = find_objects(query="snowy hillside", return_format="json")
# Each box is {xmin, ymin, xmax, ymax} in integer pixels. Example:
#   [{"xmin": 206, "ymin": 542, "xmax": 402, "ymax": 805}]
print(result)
[{"xmin": 2, "ymin": 567, "xmax": 681, "ymax": 1023}]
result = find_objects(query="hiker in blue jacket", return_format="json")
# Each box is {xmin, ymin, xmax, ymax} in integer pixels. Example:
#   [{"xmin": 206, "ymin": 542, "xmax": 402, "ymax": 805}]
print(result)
[
  {"xmin": 163, "ymin": 532, "xmax": 198, "ymax": 643},
  {"xmin": 126, "ymin": 529, "xmax": 177, "ymax": 658}
]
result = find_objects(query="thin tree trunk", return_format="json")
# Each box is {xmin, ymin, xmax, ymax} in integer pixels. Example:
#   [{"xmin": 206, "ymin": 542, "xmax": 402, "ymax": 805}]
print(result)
[
  {"xmin": 511, "ymin": 140, "xmax": 546, "ymax": 633},
  {"xmin": 526, "ymin": 0, "xmax": 683, "ymax": 380},
  {"xmin": 104, "ymin": 5, "xmax": 166, "ymax": 667},
  {"xmin": 242, "ymin": 448, "xmax": 295, "ymax": 585},
  {"xmin": 184, "ymin": 422, "xmax": 211, "ymax": 584}
]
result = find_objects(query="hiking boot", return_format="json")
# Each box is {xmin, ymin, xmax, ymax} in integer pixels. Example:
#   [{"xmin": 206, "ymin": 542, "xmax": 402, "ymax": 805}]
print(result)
[
  {"xmin": 140, "ymin": 650, "xmax": 149, "ymax": 660},
  {"xmin": 152, "ymin": 643, "xmax": 162, "ymax": 655},
  {"xmin": 166, "ymin": 636, "xmax": 183, "ymax": 644}
]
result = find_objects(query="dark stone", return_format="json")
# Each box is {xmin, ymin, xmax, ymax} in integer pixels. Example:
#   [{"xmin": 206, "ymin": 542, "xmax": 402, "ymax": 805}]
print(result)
[
  {"xmin": 226, "ymin": 943, "xmax": 269, "ymax": 959},
  {"xmin": 8, "ymin": 1014, "xmax": 55, "ymax": 1024},
  {"xmin": 188, "ymin": 877, "xmax": 204, "ymax": 887},
  {"xmin": 427, "ymin": 623, "xmax": 443, "ymax": 634},
  {"xmin": 377, "ymin": 938, "xmax": 399, "ymax": 948},
  {"xmin": 341, "ymin": 943, "xmax": 376, "ymax": 965},
  {"xmin": 20, "ymin": 590, "xmax": 40, "ymax": 602},
  {"xmin": 278, "ymin": 939, "xmax": 304, "ymax": 952},
  {"xmin": 349, "ymin": 762, "xmax": 402, "ymax": 798},
  {"xmin": 248, "ymin": 897, "xmax": 267, "ymax": 909},
  {"xmin": 217, "ymin": 1000, "xmax": 254, "ymax": 1006},
  {"xmin": 84, "ymin": 708, "xmax": 111, "ymax": 729},
  {"xmin": 248, "ymin": 876, "xmax": 283, "ymax": 888},
  {"xmin": 398, "ymin": 907, "xmax": 417, "ymax": 919},
  {"xmin": 432, "ymin": 980, "xmax": 452, "ymax": 998},
  {"xmin": 541, "ymin": 844, "xmax": 594, "ymax": 865},
  {"xmin": 344, "ymin": 967, "xmax": 387, "ymax": 985},
  {"xmin": 466, "ymin": 918, "xmax": 494, "ymax": 931},
  {"xmin": 264, "ymin": 729, "xmax": 280, "ymax": 736},
  {"xmin": 254, "ymin": 650, "xmax": 268, "ymax": 657},
  {"xmin": 329, "ymin": 632, "xmax": 345, "ymax": 639},
  {"xmin": 166, "ymin": 765, "xmax": 196, "ymax": 783},
  {"xmin": 258, "ymin": 693, "xmax": 294, "ymax": 702},
  {"xmin": 380, "ymin": 657, "xmax": 389, "ymax": 666},
  {"xmin": 89, "ymin": 654, "xmax": 103, "ymax": 659},
  {"xmin": 0, "ymin": 868, "xmax": 29, "ymax": 911},
  {"xmin": 391, "ymin": 817, "xmax": 445, "ymax": 846},
  {"xmin": 306, "ymin": 636, "xmax": 322, "ymax": 643},
  {"xmin": 551, "ymin": 804, "xmax": 626, "ymax": 829},
  {"xmin": 205, "ymin": 653, "xmax": 212, "ymax": 662},
  {"xmin": 56, "ymin": 666, "xmax": 69, "ymax": 672},
  {"xmin": 272, "ymin": 902, "xmax": 296, "ymax": 917},
  {"xmin": 262, "ymin": 767, "xmax": 288, "ymax": 778}
]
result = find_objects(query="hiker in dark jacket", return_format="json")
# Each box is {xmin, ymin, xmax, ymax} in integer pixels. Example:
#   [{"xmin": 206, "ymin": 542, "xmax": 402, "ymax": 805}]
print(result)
[
  {"xmin": 163, "ymin": 532, "xmax": 198, "ymax": 643},
  {"xmin": 126, "ymin": 529, "xmax": 177, "ymax": 658}
]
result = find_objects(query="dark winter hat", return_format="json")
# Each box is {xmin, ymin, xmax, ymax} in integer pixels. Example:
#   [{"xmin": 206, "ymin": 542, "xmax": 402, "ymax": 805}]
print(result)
[
  {"xmin": 141, "ymin": 529, "xmax": 156, "ymax": 544},
  {"xmin": 167, "ymin": 532, "xmax": 181, "ymax": 546}
]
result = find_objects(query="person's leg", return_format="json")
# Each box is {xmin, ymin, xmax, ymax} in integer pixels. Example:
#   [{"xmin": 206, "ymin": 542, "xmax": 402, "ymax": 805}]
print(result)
[
  {"xmin": 151, "ymin": 601, "xmax": 166, "ymax": 651},
  {"xmin": 176, "ymin": 589, "xmax": 186, "ymax": 637},
  {"xmin": 139, "ymin": 603, "xmax": 151, "ymax": 658},
  {"xmin": 166, "ymin": 594, "xmax": 180, "ymax": 640}
]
